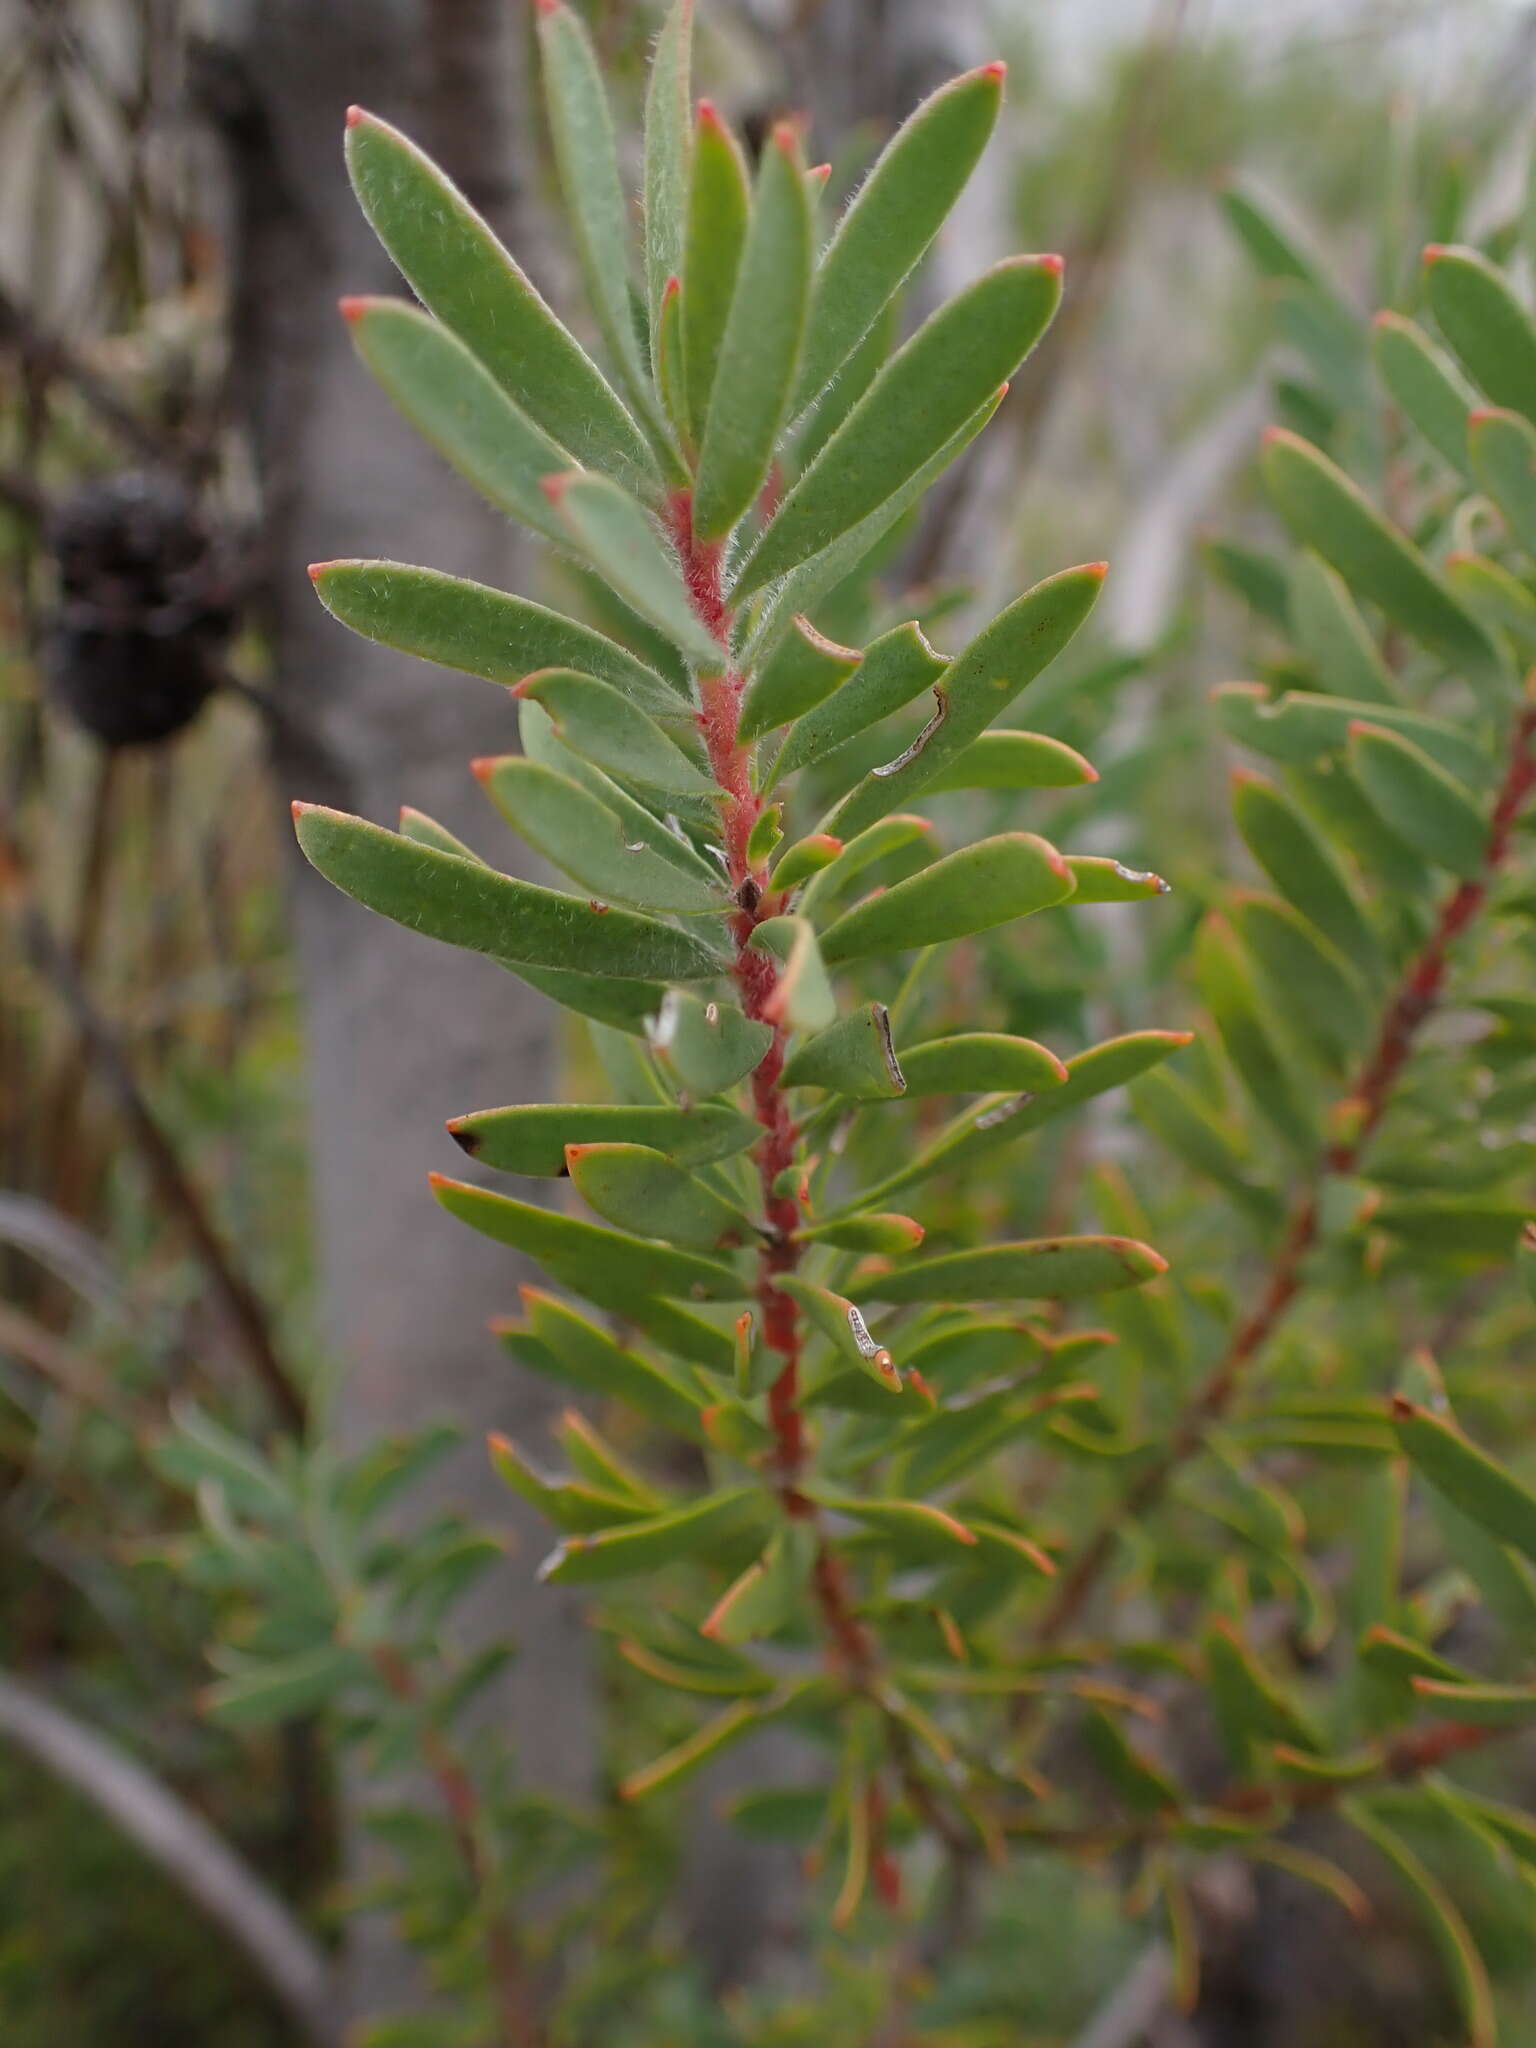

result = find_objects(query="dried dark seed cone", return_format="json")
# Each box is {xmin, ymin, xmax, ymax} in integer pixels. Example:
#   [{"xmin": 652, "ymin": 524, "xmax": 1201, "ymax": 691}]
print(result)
[{"xmin": 44, "ymin": 470, "xmax": 235, "ymax": 748}]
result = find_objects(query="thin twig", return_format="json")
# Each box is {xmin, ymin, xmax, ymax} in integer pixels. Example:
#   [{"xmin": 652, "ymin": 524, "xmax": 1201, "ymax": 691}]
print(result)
[{"xmin": 1034, "ymin": 690, "xmax": 1536, "ymax": 1646}]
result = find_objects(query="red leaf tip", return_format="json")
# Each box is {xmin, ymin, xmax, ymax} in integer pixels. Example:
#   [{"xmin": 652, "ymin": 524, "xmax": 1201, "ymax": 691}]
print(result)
[
  {"xmin": 662, "ymin": 273, "xmax": 681, "ymax": 302},
  {"xmin": 981, "ymin": 59, "xmax": 1007, "ymax": 80},
  {"xmin": 534, "ymin": 0, "xmax": 559, "ymax": 16},
  {"xmin": 290, "ymin": 800, "xmax": 310, "ymax": 821},
  {"xmin": 540, "ymin": 472, "xmax": 572, "ymax": 504},
  {"xmin": 469, "ymin": 756, "xmax": 497, "ymax": 783},
  {"xmin": 808, "ymin": 162, "xmax": 832, "ymax": 187},
  {"xmin": 770, "ymin": 120, "xmax": 801, "ymax": 156},
  {"xmin": 1468, "ymin": 406, "xmax": 1498, "ymax": 425},
  {"xmin": 1037, "ymin": 252, "xmax": 1065, "ymax": 276},
  {"xmin": 337, "ymin": 295, "xmax": 368, "ymax": 325},
  {"xmin": 697, "ymin": 98, "xmax": 723, "ymax": 132},
  {"xmin": 1422, "ymin": 243, "xmax": 1449, "ymax": 264},
  {"xmin": 306, "ymin": 562, "xmax": 327, "ymax": 582},
  {"xmin": 345, "ymin": 105, "xmax": 366, "ymax": 129}
]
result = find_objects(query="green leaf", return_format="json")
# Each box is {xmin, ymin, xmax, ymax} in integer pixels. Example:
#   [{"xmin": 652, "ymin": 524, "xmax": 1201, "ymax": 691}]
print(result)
[
  {"xmin": 345, "ymin": 107, "xmax": 655, "ymax": 489},
  {"xmin": 798, "ymin": 1211, "xmax": 923, "ymax": 1256},
  {"xmin": 544, "ymin": 472, "xmax": 720, "ymax": 664},
  {"xmin": 293, "ymin": 804, "xmax": 726, "ymax": 980},
  {"xmin": 204, "ymin": 1647, "xmax": 365, "ymax": 1727},
  {"xmin": 738, "ymin": 617, "xmax": 862, "ymax": 744},
  {"xmin": 1344, "ymin": 1801, "xmax": 1495, "ymax": 2048},
  {"xmin": 693, "ymin": 124, "xmax": 813, "ymax": 541},
  {"xmin": 540, "ymin": 1488, "xmax": 762, "ymax": 1584},
  {"xmin": 820, "ymin": 833, "xmax": 1074, "ymax": 963},
  {"xmin": 1060, "ymin": 856, "xmax": 1170, "ymax": 904},
  {"xmin": 488, "ymin": 1434, "xmax": 649, "ymax": 1533},
  {"xmin": 1230, "ymin": 769, "xmax": 1378, "ymax": 964},
  {"xmin": 1371, "ymin": 311, "xmax": 1476, "ymax": 475},
  {"xmin": 343, "ymin": 299, "xmax": 570, "ymax": 541},
  {"xmin": 619, "ymin": 1698, "xmax": 766, "ymax": 1800},
  {"xmin": 854, "ymin": 1029, "xmax": 1193, "ymax": 1207},
  {"xmin": 1468, "ymin": 404, "xmax": 1536, "ymax": 554},
  {"xmin": 535, "ymin": 0, "xmax": 653, "ymax": 418},
  {"xmin": 1222, "ymin": 185, "xmax": 1337, "ymax": 294},
  {"xmin": 769, "ymin": 620, "xmax": 948, "ymax": 784},
  {"xmin": 642, "ymin": 0, "xmax": 693, "ymax": 355},
  {"xmin": 748, "ymin": 916, "xmax": 836, "ymax": 1031},
  {"xmin": 654, "ymin": 275, "xmax": 688, "ymax": 436},
  {"xmin": 1207, "ymin": 536, "xmax": 1291, "ymax": 626},
  {"xmin": 826, "ymin": 565, "xmax": 1106, "ymax": 840},
  {"xmin": 652, "ymin": 990, "xmax": 772, "ymax": 1095},
  {"xmin": 1194, "ymin": 915, "xmax": 1317, "ymax": 1153},
  {"xmin": 475, "ymin": 756, "xmax": 727, "ymax": 913},
  {"xmin": 702, "ymin": 1524, "xmax": 817, "ymax": 1645},
  {"xmin": 1203, "ymin": 1619, "xmax": 1321, "ymax": 1765},
  {"xmin": 895, "ymin": 1034, "xmax": 1068, "ymax": 1097},
  {"xmin": 865, "ymin": 1235, "xmax": 1167, "ymax": 1305},
  {"xmin": 497, "ymin": 1289, "xmax": 704, "ymax": 1438},
  {"xmin": 447, "ymin": 1100, "xmax": 757, "ymax": 1175},
  {"xmin": 1348, "ymin": 721, "xmax": 1487, "ymax": 879},
  {"xmin": 311, "ymin": 560, "xmax": 675, "ymax": 713},
  {"xmin": 732, "ymin": 257, "xmax": 1063, "ymax": 599},
  {"xmin": 1288, "ymin": 549, "xmax": 1397, "ymax": 703},
  {"xmin": 1214, "ymin": 682, "xmax": 1486, "ymax": 788},
  {"xmin": 1260, "ymin": 427, "xmax": 1495, "ymax": 675},
  {"xmin": 432, "ymin": 1173, "xmax": 745, "ymax": 1302},
  {"xmin": 809, "ymin": 1493, "xmax": 977, "ymax": 1562},
  {"xmin": 746, "ymin": 393, "xmax": 1005, "ymax": 672},
  {"xmin": 565, "ymin": 1141, "xmax": 748, "ymax": 1250},
  {"xmin": 770, "ymin": 832, "xmax": 844, "ymax": 892},
  {"xmin": 774, "ymin": 1274, "xmax": 902, "ymax": 1393},
  {"xmin": 1131, "ymin": 1066, "xmax": 1281, "ymax": 1222},
  {"xmin": 515, "ymin": 668, "xmax": 712, "ymax": 792},
  {"xmin": 793, "ymin": 62, "xmax": 1005, "ymax": 410},
  {"xmin": 1411, "ymin": 1676, "xmax": 1536, "ymax": 1725},
  {"xmin": 797, "ymin": 813, "xmax": 938, "ymax": 922},
  {"xmin": 1424, "ymin": 242, "xmax": 1536, "ymax": 426},
  {"xmin": 1228, "ymin": 892, "xmax": 1367, "ymax": 1072},
  {"xmin": 923, "ymin": 729, "xmax": 1098, "ymax": 792},
  {"xmin": 1082, "ymin": 1707, "xmax": 1180, "ymax": 1813},
  {"xmin": 1392, "ymin": 1394, "xmax": 1536, "ymax": 1562},
  {"xmin": 780, "ymin": 1002, "xmax": 906, "ymax": 1099},
  {"xmin": 681, "ymin": 102, "xmax": 752, "ymax": 444},
  {"xmin": 518, "ymin": 699, "xmax": 717, "ymax": 881},
  {"xmin": 1447, "ymin": 550, "xmax": 1536, "ymax": 639}
]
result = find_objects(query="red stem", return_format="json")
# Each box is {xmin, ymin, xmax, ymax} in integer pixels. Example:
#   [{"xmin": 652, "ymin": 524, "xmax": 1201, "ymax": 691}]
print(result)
[
  {"xmin": 1034, "ymin": 695, "xmax": 1536, "ymax": 1647},
  {"xmin": 668, "ymin": 491, "xmax": 878, "ymax": 1675}
]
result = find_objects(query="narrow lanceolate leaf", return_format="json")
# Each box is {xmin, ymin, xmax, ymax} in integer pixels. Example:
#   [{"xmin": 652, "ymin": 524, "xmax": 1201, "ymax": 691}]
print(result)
[
  {"xmin": 515, "ymin": 669, "xmax": 711, "ymax": 792},
  {"xmin": 819, "ymin": 833, "xmax": 1075, "ymax": 963},
  {"xmin": 793, "ymin": 62, "xmax": 1006, "ymax": 410},
  {"xmin": 1288, "ymin": 551, "xmax": 1396, "ymax": 704},
  {"xmin": 1260, "ymin": 428, "xmax": 1495, "ymax": 674},
  {"xmin": 1371, "ymin": 312, "xmax": 1476, "ymax": 475},
  {"xmin": 1344, "ymin": 1802, "xmax": 1495, "ymax": 2048},
  {"xmin": 770, "ymin": 621, "xmax": 948, "ymax": 784},
  {"xmin": 923, "ymin": 729, "xmax": 1098, "ymax": 791},
  {"xmin": 642, "ymin": 0, "xmax": 693, "ymax": 354},
  {"xmin": 343, "ymin": 300, "xmax": 570, "ymax": 541},
  {"xmin": 447, "ymin": 1101, "xmax": 758, "ymax": 1176},
  {"xmin": 430, "ymin": 1175, "xmax": 745, "ymax": 1301},
  {"xmin": 1467, "ymin": 405, "xmax": 1536, "ymax": 555},
  {"xmin": 800, "ymin": 1212, "xmax": 922, "ymax": 1256},
  {"xmin": 770, "ymin": 832, "xmax": 844, "ymax": 892},
  {"xmin": 345, "ymin": 108, "xmax": 655, "ymax": 489},
  {"xmin": 738, "ymin": 618, "xmax": 862, "ymax": 745},
  {"xmin": 1391, "ymin": 1395, "xmax": 1536, "ymax": 1564},
  {"xmin": 1195, "ymin": 915, "xmax": 1317, "ymax": 1153},
  {"xmin": 655, "ymin": 275, "xmax": 688, "ymax": 437},
  {"xmin": 682, "ymin": 102, "xmax": 752, "ymax": 444},
  {"xmin": 732, "ymin": 257, "xmax": 1063, "ymax": 599},
  {"xmin": 1229, "ymin": 893, "xmax": 1367, "ymax": 1071},
  {"xmin": 1231, "ymin": 771, "xmax": 1378, "ymax": 965},
  {"xmin": 293, "ymin": 805, "xmax": 725, "ymax": 980},
  {"xmin": 544, "ymin": 472, "xmax": 722, "ymax": 665},
  {"xmin": 474, "ymin": 757, "xmax": 727, "ymax": 914},
  {"xmin": 565, "ymin": 1142, "xmax": 748, "ymax": 1250},
  {"xmin": 497, "ymin": 1291, "xmax": 704, "ymax": 1438},
  {"xmin": 826, "ymin": 566, "xmax": 1107, "ymax": 840},
  {"xmin": 1221, "ymin": 185, "xmax": 1339, "ymax": 297},
  {"xmin": 1061, "ymin": 856, "xmax": 1170, "ymax": 904},
  {"xmin": 1447, "ymin": 550, "xmax": 1536, "ymax": 640},
  {"xmin": 798, "ymin": 814, "xmax": 938, "ymax": 920},
  {"xmin": 541, "ymin": 1489, "xmax": 761, "ymax": 1584},
  {"xmin": 536, "ymin": 0, "xmax": 652, "ymax": 413},
  {"xmin": 896, "ymin": 1034, "xmax": 1068, "ymax": 1097},
  {"xmin": 1348, "ymin": 722, "xmax": 1487, "ymax": 879},
  {"xmin": 1411, "ymin": 1676, "xmax": 1536, "ymax": 1725},
  {"xmin": 781, "ymin": 1003, "xmax": 906, "ymax": 1099},
  {"xmin": 810, "ymin": 1493, "xmax": 976, "ymax": 1559},
  {"xmin": 692, "ymin": 124, "xmax": 813, "ymax": 542},
  {"xmin": 1215, "ymin": 683, "xmax": 1487, "ymax": 789},
  {"xmin": 311, "ymin": 560, "xmax": 675, "ymax": 714},
  {"xmin": 866, "ymin": 1235, "xmax": 1166, "ymax": 1304},
  {"xmin": 1424, "ymin": 243, "xmax": 1536, "ymax": 426},
  {"xmin": 748, "ymin": 916, "xmax": 836, "ymax": 1031},
  {"xmin": 619, "ymin": 1699, "xmax": 766, "ymax": 1800},
  {"xmin": 651, "ymin": 990, "xmax": 773, "ymax": 1095},
  {"xmin": 518, "ymin": 700, "xmax": 716, "ymax": 879}
]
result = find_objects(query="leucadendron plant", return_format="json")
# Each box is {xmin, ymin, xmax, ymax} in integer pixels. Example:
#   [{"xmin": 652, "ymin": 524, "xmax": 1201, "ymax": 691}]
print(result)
[{"xmin": 162, "ymin": 4, "xmax": 1536, "ymax": 2039}]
